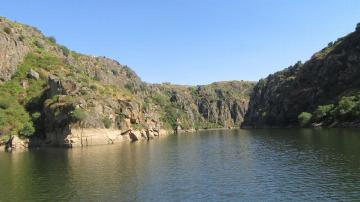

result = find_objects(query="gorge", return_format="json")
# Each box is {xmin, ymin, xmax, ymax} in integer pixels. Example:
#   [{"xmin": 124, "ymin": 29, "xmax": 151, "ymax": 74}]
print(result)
[{"xmin": 1, "ymin": 17, "xmax": 360, "ymax": 151}]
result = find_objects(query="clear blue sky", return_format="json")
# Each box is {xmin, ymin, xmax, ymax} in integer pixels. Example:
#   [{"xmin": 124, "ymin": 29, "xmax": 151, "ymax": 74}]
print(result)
[{"xmin": 2, "ymin": 1, "xmax": 360, "ymax": 85}]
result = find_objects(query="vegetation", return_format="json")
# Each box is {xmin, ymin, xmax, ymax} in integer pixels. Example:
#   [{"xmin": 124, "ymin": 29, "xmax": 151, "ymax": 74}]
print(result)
[
  {"xmin": 102, "ymin": 117, "xmax": 113, "ymax": 129},
  {"xmin": 0, "ymin": 17, "xmax": 254, "ymax": 144},
  {"xmin": 71, "ymin": 108, "xmax": 88, "ymax": 122},
  {"xmin": 48, "ymin": 36, "xmax": 56, "ymax": 43},
  {"xmin": 34, "ymin": 40, "xmax": 44, "ymax": 49},
  {"xmin": 59, "ymin": 45, "xmax": 70, "ymax": 56},
  {"xmin": 313, "ymin": 104, "xmax": 334, "ymax": 122},
  {"xmin": 19, "ymin": 122, "xmax": 36, "ymax": 137},
  {"xmin": 297, "ymin": 93, "xmax": 360, "ymax": 127},
  {"xmin": 0, "ymin": 52, "xmax": 57, "ymax": 141},
  {"xmin": 18, "ymin": 35, "xmax": 25, "ymax": 42},
  {"xmin": 133, "ymin": 123, "xmax": 145, "ymax": 130},
  {"xmin": 298, "ymin": 112, "xmax": 312, "ymax": 127},
  {"xmin": 3, "ymin": 27, "xmax": 11, "ymax": 34}
]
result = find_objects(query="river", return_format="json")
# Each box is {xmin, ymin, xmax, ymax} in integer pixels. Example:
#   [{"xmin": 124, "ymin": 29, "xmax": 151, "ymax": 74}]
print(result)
[{"xmin": 0, "ymin": 129, "xmax": 360, "ymax": 201}]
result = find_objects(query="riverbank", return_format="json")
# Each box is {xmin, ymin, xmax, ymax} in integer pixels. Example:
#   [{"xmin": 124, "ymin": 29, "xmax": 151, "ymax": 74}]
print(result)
[{"xmin": 1, "ymin": 127, "xmax": 243, "ymax": 152}]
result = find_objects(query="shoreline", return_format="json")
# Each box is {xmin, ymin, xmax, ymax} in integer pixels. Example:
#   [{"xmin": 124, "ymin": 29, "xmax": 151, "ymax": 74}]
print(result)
[{"xmin": 1, "ymin": 127, "xmax": 241, "ymax": 152}]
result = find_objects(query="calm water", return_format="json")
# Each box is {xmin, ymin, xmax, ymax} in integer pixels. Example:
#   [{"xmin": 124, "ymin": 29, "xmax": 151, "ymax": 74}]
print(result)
[{"xmin": 1, "ymin": 129, "xmax": 360, "ymax": 201}]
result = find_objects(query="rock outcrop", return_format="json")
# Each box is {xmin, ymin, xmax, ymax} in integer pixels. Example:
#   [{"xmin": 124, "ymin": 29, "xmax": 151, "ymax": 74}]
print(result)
[
  {"xmin": 0, "ymin": 17, "xmax": 254, "ymax": 149},
  {"xmin": 0, "ymin": 18, "xmax": 31, "ymax": 82},
  {"xmin": 243, "ymin": 24, "xmax": 360, "ymax": 128}
]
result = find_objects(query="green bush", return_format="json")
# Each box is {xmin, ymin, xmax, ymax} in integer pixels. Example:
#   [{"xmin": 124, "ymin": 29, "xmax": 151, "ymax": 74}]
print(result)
[
  {"xmin": 0, "ymin": 98, "xmax": 11, "ymax": 109},
  {"xmin": 313, "ymin": 104, "xmax": 334, "ymax": 121},
  {"xmin": 59, "ymin": 45, "xmax": 70, "ymax": 56},
  {"xmin": 19, "ymin": 122, "xmax": 35, "ymax": 137},
  {"xmin": 34, "ymin": 40, "xmax": 44, "ymax": 49},
  {"xmin": 31, "ymin": 112, "xmax": 41, "ymax": 120},
  {"xmin": 336, "ymin": 96, "xmax": 357, "ymax": 116},
  {"xmin": 162, "ymin": 105, "xmax": 178, "ymax": 129},
  {"xmin": 3, "ymin": 27, "xmax": 11, "ymax": 34},
  {"xmin": 133, "ymin": 123, "xmax": 145, "ymax": 130},
  {"xmin": 152, "ymin": 94, "xmax": 169, "ymax": 106},
  {"xmin": 0, "ymin": 101, "xmax": 34, "ymax": 137},
  {"xmin": 102, "ymin": 117, "xmax": 113, "ymax": 129},
  {"xmin": 298, "ymin": 112, "xmax": 312, "ymax": 127},
  {"xmin": 48, "ymin": 36, "xmax": 56, "ymax": 43},
  {"xmin": 71, "ymin": 108, "xmax": 88, "ymax": 122}
]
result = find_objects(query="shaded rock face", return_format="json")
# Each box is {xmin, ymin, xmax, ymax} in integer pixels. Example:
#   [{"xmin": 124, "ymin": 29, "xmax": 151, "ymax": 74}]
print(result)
[{"xmin": 243, "ymin": 28, "xmax": 360, "ymax": 128}]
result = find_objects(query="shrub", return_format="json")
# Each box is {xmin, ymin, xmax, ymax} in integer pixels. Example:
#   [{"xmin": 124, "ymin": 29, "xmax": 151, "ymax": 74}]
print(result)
[
  {"xmin": 59, "ymin": 45, "xmax": 70, "ymax": 56},
  {"xmin": 18, "ymin": 35, "xmax": 25, "ymax": 42},
  {"xmin": 313, "ymin": 104, "xmax": 334, "ymax": 121},
  {"xmin": 298, "ymin": 112, "xmax": 312, "ymax": 127},
  {"xmin": 3, "ymin": 27, "xmax": 11, "ymax": 34},
  {"xmin": 34, "ymin": 40, "xmax": 44, "ymax": 49},
  {"xmin": 48, "ymin": 36, "xmax": 56, "ymax": 43},
  {"xmin": 102, "ymin": 117, "xmax": 113, "ymax": 129},
  {"xmin": 152, "ymin": 94, "xmax": 168, "ymax": 106},
  {"xmin": 90, "ymin": 85, "xmax": 97, "ymax": 91},
  {"xmin": 163, "ymin": 105, "xmax": 178, "ymax": 129},
  {"xmin": 336, "ymin": 96, "xmax": 357, "ymax": 116},
  {"xmin": 133, "ymin": 123, "xmax": 145, "ymax": 130},
  {"xmin": 125, "ymin": 83, "xmax": 136, "ymax": 93},
  {"xmin": 111, "ymin": 69, "xmax": 118, "ymax": 76},
  {"xmin": 71, "ymin": 108, "xmax": 88, "ymax": 122},
  {"xmin": 31, "ymin": 112, "xmax": 41, "ymax": 120},
  {"xmin": 19, "ymin": 122, "xmax": 35, "ymax": 137},
  {"xmin": 0, "ymin": 98, "xmax": 11, "ymax": 109}
]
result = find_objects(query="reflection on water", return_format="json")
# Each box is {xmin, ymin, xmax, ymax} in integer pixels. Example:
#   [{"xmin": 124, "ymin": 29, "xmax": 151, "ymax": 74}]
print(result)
[{"xmin": 0, "ymin": 129, "xmax": 360, "ymax": 201}]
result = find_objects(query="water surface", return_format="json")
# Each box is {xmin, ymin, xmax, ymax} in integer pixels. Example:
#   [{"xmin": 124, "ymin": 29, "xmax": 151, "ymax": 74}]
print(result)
[{"xmin": 0, "ymin": 129, "xmax": 360, "ymax": 201}]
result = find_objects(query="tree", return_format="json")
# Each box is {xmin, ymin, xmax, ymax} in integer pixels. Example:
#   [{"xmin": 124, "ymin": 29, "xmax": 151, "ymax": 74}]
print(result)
[
  {"xmin": 71, "ymin": 108, "xmax": 88, "ymax": 146},
  {"xmin": 313, "ymin": 104, "xmax": 334, "ymax": 121},
  {"xmin": 298, "ymin": 112, "xmax": 312, "ymax": 127},
  {"xmin": 59, "ymin": 45, "xmax": 70, "ymax": 56},
  {"xmin": 19, "ymin": 122, "xmax": 35, "ymax": 137},
  {"xmin": 71, "ymin": 108, "xmax": 88, "ymax": 122},
  {"xmin": 48, "ymin": 36, "xmax": 56, "ymax": 43},
  {"xmin": 356, "ymin": 23, "xmax": 360, "ymax": 32},
  {"xmin": 337, "ymin": 96, "xmax": 356, "ymax": 116}
]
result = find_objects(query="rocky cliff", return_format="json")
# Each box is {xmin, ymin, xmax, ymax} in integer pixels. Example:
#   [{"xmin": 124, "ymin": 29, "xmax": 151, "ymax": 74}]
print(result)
[
  {"xmin": 243, "ymin": 23, "xmax": 360, "ymax": 128},
  {"xmin": 0, "ymin": 17, "xmax": 254, "ymax": 150}
]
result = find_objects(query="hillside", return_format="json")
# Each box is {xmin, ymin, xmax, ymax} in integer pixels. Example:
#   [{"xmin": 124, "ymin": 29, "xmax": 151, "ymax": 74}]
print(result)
[
  {"xmin": 0, "ymin": 17, "xmax": 254, "ymax": 150},
  {"xmin": 243, "ymin": 23, "xmax": 360, "ymax": 128}
]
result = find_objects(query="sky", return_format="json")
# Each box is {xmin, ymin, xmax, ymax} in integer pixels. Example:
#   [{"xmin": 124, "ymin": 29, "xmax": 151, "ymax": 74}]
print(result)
[{"xmin": 2, "ymin": 0, "xmax": 360, "ymax": 85}]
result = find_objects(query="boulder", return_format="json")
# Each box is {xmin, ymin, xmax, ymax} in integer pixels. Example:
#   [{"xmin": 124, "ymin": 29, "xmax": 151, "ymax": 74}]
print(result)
[
  {"xmin": 129, "ymin": 130, "xmax": 141, "ymax": 141},
  {"xmin": 28, "ymin": 69, "xmax": 40, "ymax": 80},
  {"xmin": 48, "ymin": 75, "xmax": 63, "ymax": 97},
  {"xmin": 145, "ymin": 130, "xmax": 155, "ymax": 140},
  {"xmin": 5, "ymin": 136, "xmax": 29, "ymax": 151}
]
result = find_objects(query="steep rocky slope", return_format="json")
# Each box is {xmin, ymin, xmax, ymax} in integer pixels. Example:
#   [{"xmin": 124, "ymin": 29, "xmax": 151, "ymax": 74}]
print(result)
[
  {"xmin": 0, "ymin": 17, "xmax": 254, "ymax": 150},
  {"xmin": 243, "ymin": 23, "xmax": 360, "ymax": 128}
]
